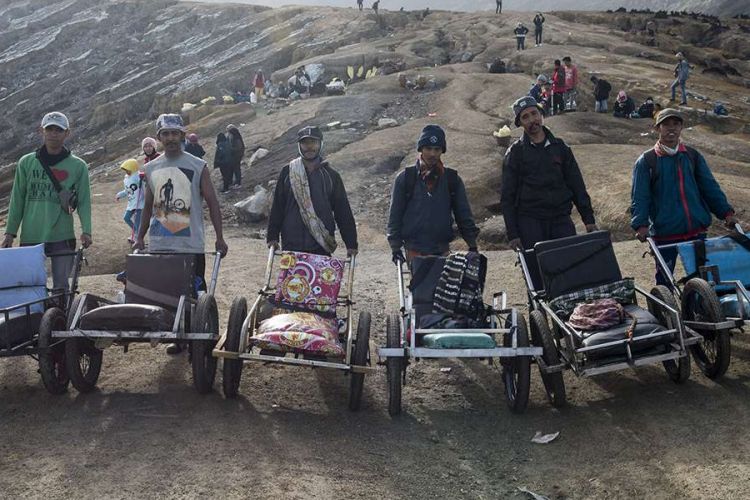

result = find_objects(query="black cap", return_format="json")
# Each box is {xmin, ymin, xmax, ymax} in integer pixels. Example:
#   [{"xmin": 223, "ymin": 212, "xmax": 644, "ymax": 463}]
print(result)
[
  {"xmin": 512, "ymin": 95, "xmax": 543, "ymax": 127},
  {"xmin": 297, "ymin": 126, "xmax": 323, "ymax": 142}
]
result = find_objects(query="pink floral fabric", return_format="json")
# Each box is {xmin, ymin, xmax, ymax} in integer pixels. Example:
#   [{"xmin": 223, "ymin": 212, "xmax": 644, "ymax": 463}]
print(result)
[
  {"xmin": 274, "ymin": 251, "xmax": 344, "ymax": 317},
  {"xmin": 252, "ymin": 312, "xmax": 344, "ymax": 357}
]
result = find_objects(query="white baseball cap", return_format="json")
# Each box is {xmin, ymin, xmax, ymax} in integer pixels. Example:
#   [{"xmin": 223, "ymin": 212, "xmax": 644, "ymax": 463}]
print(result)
[{"xmin": 41, "ymin": 111, "xmax": 70, "ymax": 130}]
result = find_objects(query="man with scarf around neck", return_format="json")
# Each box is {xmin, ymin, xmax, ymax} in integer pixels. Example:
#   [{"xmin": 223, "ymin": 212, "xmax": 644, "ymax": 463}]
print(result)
[
  {"xmin": 501, "ymin": 96, "xmax": 597, "ymax": 254},
  {"xmin": 2, "ymin": 111, "xmax": 92, "ymax": 291},
  {"xmin": 631, "ymin": 108, "xmax": 739, "ymax": 287},
  {"xmin": 387, "ymin": 124, "xmax": 479, "ymax": 264},
  {"xmin": 266, "ymin": 126, "xmax": 358, "ymax": 257}
]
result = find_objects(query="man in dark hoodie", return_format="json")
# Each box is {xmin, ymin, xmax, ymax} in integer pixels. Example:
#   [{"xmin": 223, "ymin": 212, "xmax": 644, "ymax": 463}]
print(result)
[
  {"xmin": 267, "ymin": 126, "xmax": 358, "ymax": 257},
  {"xmin": 590, "ymin": 75, "xmax": 612, "ymax": 113},
  {"xmin": 501, "ymin": 96, "xmax": 597, "ymax": 253},
  {"xmin": 387, "ymin": 125, "xmax": 480, "ymax": 264},
  {"xmin": 533, "ymin": 12, "xmax": 545, "ymax": 46}
]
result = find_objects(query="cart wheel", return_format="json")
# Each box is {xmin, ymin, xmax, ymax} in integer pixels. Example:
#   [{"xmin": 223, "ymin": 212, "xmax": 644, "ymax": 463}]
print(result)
[
  {"xmin": 529, "ymin": 310, "xmax": 566, "ymax": 407},
  {"xmin": 648, "ymin": 285, "xmax": 692, "ymax": 384},
  {"xmin": 191, "ymin": 294, "xmax": 219, "ymax": 394},
  {"xmin": 64, "ymin": 295, "xmax": 103, "ymax": 393},
  {"xmin": 38, "ymin": 308, "xmax": 69, "ymax": 395},
  {"xmin": 385, "ymin": 313, "xmax": 403, "ymax": 417},
  {"xmin": 223, "ymin": 296, "xmax": 247, "ymax": 399},
  {"xmin": 502, "ymin": 314, "xmax": 531, "ymax": 414},
  {"xmin": 348, "ymin": 311, "xmax": 370, "ymax": 411},
  {"xmin": 681, "ymin": 278, "xmax": 731, "ymax": 379}
]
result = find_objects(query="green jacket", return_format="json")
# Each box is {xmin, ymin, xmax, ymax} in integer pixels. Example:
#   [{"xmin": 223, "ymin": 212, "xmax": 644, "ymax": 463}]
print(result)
[{"xmin": 5, "ymin": 151, "xmax": 92, "ymax": 244}]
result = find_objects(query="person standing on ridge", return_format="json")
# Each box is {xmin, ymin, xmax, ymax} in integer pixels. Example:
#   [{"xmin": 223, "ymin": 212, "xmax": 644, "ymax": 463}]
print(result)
[{"xmin": 533, "ymin": 12, "xmax": 545, "ymax": 46}]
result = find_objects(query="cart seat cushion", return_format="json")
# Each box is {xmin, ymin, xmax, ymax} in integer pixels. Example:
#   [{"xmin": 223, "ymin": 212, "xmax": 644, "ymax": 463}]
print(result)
[
  {"xmin": 0, "ymin": 286, "xmax": 47, "ymax": 314},
  {"xmin": 274, "ymin": 252, "xmax": 345, "ymax": 317},
  {"xmin": 0, "ymin": 311, "xmax": 43, "ymax": 347},
  {"xmin": 535, "ymin": 231, "xmax": 622, "ymax": 299},
  {"xmin": 677, "ymin": 235, "xmax": 750, "ymax": 292},
  {"xmin": 579, "ymin": 305, "xmax": 671, "ymax": 358},
  {"xmin": 125, "ymin": 253, "xmax": 196, "ymax": 310},
  {"xmin": 421, "ymin": 332, "xmax": 496, "ymax": 349},
  {"xmin": 720, "ymin": 294, "xmax": 750, "ymax": 319},
  {"xmin": 0, "ymin": 244, "xmax": 47, "ymax": 289},
  {"xmin": 78, "ymin": 304, "xmax": 175, "ymax": 332},
  {"xmin": 409, "ymin": 256, "xmax": 446, "ymax": 305},
  {"xmin": 252, "ymin": 312, "xmax": 344, "ymax": 357}
]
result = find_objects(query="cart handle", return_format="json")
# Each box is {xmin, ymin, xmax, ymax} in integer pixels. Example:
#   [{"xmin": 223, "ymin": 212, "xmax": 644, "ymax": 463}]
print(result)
[{"xmin": 208, "ymin": 251, "xmax": 222, "ymax": 296}]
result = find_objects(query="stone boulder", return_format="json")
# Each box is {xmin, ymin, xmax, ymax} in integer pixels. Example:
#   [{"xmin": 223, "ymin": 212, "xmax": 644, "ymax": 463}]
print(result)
[{"xmin": 234, "ymin": 185, "xmax": 272, "ymax": 223}]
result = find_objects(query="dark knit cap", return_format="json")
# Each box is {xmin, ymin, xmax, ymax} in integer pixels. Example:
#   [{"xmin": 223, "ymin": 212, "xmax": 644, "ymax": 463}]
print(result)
[{"xmin": 417, "ymin": 124, "xmax": 446, "ymax": 153}]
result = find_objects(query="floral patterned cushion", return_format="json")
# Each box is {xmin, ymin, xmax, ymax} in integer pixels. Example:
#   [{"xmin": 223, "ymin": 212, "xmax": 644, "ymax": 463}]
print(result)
[
  {"xmin": 252, "ymin": 312, "xmax": 344, "ymax": 357},
  {"xmin": 274, "ymin": 251, "xmax": 344, "ymax": 317}
]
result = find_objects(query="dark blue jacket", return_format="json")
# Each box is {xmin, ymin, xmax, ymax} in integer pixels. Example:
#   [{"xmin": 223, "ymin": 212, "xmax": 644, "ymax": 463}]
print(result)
[
  {"xmin": 529, "ymin": 83, "xmax": 543, "ymax": 102},
  {"xmin": 387, "ymin": 166, "xmax": 479, "ymax": 254},
  {"xmin": 630, "ymin": 146, "xmax": 733, "ymax": 239}
]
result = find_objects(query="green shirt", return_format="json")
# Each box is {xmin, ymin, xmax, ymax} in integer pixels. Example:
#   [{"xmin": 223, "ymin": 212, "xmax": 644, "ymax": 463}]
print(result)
[{"xmin": 4, "ymin": 151, "xmax": 92, "ymax": 244}]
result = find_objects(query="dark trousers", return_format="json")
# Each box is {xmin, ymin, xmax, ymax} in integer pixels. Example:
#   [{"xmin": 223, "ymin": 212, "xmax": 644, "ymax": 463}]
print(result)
[
  {"xmin": 496, "ymin": 1, "xmax": 501, "ymax": 13},
  {"xmin": 232, "ymin": 162, "xmax": 242, "ymax": 186},
  {"xmin": 535, "ymin": 28, "xmax": 543, "ymax": 44},
  {"xmin": 518, "ymin": 214, "xmax": 576, "ymax": 291},
  {"xmin": 654, "ymin": 234, "xmax": 705, "ymax": 288},
  {"xmin": 219, "ymin": 164, "xmax": 233, "ymax": 191},
  {"xmin": 516, "ymin": 37, "xmax": 525, "ymax": 50},
  {"xmin": 552, "ymin": 93, "xmax": 565, "ymax": 114},
  {"xmin": 195, "ymin": 253, "xmax": 207, "ymax": 292}
]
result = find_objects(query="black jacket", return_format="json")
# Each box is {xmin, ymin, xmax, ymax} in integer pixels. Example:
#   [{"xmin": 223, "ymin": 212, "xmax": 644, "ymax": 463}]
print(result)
[
  {"xmin": 185, "ymin": 143, "xmax": 205, "ymax": 159},
  {"xmin": 387, "ymin": 165, "xmax": 479, "ymax": 254},
  {"xmin": 267, "ymin": 161, "xmax": 357, "ymax": 255},
  {"xmin": 593, "ymin": 79, "xmax": 612, "ymax": 101},
  {"xmin": 533, "ymin": 14, "xmax": 545, "ymax": 30},
  {"xmin": 500, "ymin": 127, "xmax": 595, "ymax": 241}
]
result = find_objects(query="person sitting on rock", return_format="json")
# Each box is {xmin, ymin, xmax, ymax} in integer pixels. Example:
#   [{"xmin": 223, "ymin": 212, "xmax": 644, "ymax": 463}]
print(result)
[
  {"xmin": 387, "ymin": 125, "xmax": 480, "ymax": 265},
  {"xmin": 630, "ymin": 108, "xmax": 739, "ymax": 286},
  {"xmin": 134, "ymin": 113, "xmax": 228, "ymax": 355},
  {"xmin": 613, "ymin": 90, "xmax": 636, "ymax": 118},
  {"xmin": 266, "ymin": 126, "xmax": 358, "ymax": 258},
  {"xmin": 528, "ymin": 74, "xmax": 547, "ymax": 103},
  {"xmin": 633, "ymin": 96, "xmax": 655, "ymax": 119},
  {"xmin": 501, "ymin": 96, "xmax": 597, "ymax": 253}
]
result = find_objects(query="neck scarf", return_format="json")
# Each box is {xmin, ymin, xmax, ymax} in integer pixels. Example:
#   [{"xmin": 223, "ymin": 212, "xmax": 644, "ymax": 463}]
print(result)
[
  {"xmin": 654, "ymin": 140, "xmax": 686, "ymax": 157},
  {"xmin": 417, "ymin": 154, "xmax": 445, "ymax": 193},
  {"xmin": 289, "ymin": 157, "xmax": 337, "ymax": 254}
]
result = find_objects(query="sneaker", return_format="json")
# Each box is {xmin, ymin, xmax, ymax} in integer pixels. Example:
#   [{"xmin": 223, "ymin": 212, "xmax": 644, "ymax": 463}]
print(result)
[
  {"xmin": 220, "ymin": 189, "xmax": 230, "ymax": 194},
  {"xmin": 166, "ymin": 343, "xmax": 183, "ymax": 355}
]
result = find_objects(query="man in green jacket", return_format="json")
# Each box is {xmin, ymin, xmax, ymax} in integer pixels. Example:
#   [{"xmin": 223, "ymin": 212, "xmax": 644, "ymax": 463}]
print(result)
[{"xmin": 2, "ymin": 112, "xmax": 92, "ymax": 290}]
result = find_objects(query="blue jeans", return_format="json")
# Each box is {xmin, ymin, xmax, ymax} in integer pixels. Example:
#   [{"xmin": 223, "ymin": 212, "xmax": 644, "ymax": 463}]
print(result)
[
  {"xmin": 124, "ymin": 209, "xmax": 142, "ymax": 235},
  {"xmin": 671, "ymin": 78, "xmax": 687, "ymax": 104},
  {"xmin": 595, "ymin": 99, "xmax": 608, "ymax": 112},
  {"xmin": 655, "ymin": 234, "xmax": 705, "ymax": 288}
]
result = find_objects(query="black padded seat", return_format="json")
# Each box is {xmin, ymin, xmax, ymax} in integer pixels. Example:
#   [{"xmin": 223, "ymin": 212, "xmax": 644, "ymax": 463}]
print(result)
[
  {"xmin": 125, "ymin": 254, "xmax": 196, "ymax": 310},
  {"xmin": 79, "ymin": 304, "xmax": 175, "ymax": 332},
  {"xmin": 579, "ymin": 304, "xmax": 672, "ymax": 359},
  {"xmin": 535, "ymin": 231, "xmax": 622, "ymax": 299},
  {"xmin": 0, "ymin": 312, "xmax": 43, "ymax": 347},
  {"xmin": 409, "ymin": 256, "xmax": 446, "ymax": 305}
]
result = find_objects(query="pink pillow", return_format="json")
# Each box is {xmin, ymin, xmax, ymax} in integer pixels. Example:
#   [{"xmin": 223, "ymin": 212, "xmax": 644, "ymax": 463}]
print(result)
[
  {"xmin": 274, "ymin": 252, "xmax": 344, "ymax": 317},
  {"xmin": 252, "ymin": 312, "xmax": 344, "ymax": 357}
]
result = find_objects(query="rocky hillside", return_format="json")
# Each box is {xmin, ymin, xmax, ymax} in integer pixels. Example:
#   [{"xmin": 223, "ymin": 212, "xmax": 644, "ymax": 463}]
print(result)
[{"xmin": 1, "ymin": 1, "xmax": 749, "ymax": 256}]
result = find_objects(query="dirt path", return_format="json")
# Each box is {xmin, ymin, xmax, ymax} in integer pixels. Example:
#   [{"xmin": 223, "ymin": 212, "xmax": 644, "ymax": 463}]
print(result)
[{"xmin": 2, "ymin": 229, "xmax": 750, "ymax": 499}]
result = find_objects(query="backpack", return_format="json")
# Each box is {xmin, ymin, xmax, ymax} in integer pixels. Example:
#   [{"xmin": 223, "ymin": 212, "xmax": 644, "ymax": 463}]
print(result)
[
  {"xmin": 403, "ymin": 165, "xmax": 459, "ymax": 212},
  {"xmin": 643, "ymin": 146, "xmax": 699, "ymax": 188},
  {"xmin": 214, "ymin": 140, "xmax": 232, "ymax": 167}
]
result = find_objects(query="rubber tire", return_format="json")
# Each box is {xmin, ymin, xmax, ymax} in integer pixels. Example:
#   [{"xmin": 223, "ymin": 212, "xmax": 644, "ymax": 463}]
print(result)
[
  {"xmin": 222, "ymin": 296, "xmax": 247, "ymax": 399},
  {"xmin": 191, "ymin": 294, "xmax": 219, "ymax": 394},
  {"xmin": 38, "ymin": 308, "xmax": 69, "ymax": 395},
  {"xmin": 648, "ymin": 285, "xmax": 691, "ymax": 384},
  {"xmin": 682, "ymin": 278, "xmax": 731, "ymax": 379},
  {"xmin": 529, "ymin": 310, "xmax": 566, "ymax": 407},
  {"xmin": 64, "ymin": 295, "xmax": 103, "ymax": 393},
  {"xmin": 348, "ymin": 311, "xmax": 371, "ymax": 411},
  {"xmin": 502, "ymin": 314, "xmax": 531, "ymax": 414},
  {"xmin": 385, "ymin": 313, "xmax": 403, "ymax": 417}
]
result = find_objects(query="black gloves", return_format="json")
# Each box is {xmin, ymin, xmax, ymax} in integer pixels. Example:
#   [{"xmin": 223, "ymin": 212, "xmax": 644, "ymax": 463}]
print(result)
[{"xmin": 392, "ymin": 249, "xmax": 405, "ymax": 265}]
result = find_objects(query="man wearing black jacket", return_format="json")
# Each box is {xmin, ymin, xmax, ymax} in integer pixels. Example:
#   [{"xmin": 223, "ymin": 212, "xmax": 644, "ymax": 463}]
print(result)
[
  {"xmin": 267, "ymin": 126, "xmax": 357, "ymax": 257},
  {"xmin": 387, "ymin": 125, "xmax": 479, "ymax": 264},
  {"xmin": 590, "ymin": 75, "xmax": 612, "ymax": 113},
  {"xmin": 501, "ymin": 96, "xmax": 597, "ymax": 252}
]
